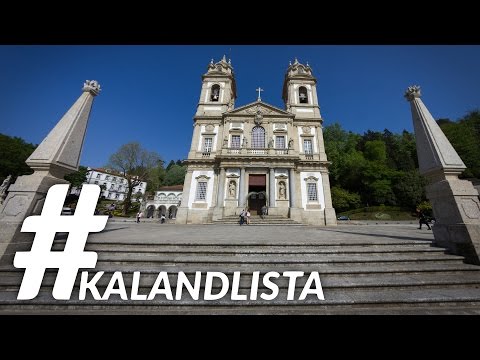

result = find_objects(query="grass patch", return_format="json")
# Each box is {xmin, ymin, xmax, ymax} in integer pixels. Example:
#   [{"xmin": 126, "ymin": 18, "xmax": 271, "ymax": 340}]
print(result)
[{"xmin": 339, "ymin": 206, "xmax": 417, "ymax": 221}]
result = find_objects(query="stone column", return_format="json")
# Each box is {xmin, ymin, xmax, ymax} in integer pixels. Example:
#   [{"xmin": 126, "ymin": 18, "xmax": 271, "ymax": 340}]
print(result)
[
  {"xmin": 405, "ymin": 85, "xmax": 480, "ymax": 264},
  {"xmin": 321, "ymin": 170, "xmax": 337, "ymax": 226},
  {"xmin": 316, "ymin": 126, "xmax": 328, "ymax": 162},
  {"xmin": 269, "ymin": 168, "xmax": 275, "ymax": 207},
  {"xmin": 175, "ymin": 169, "xmax": 193, "ymax": 224},
  {"xmin": 289, "ymin": 168, "xmax": 296, "ymax": 208},
  {"xmin": 239, "ymin": 167, "xmax": 246, "ymax": 207},
  {"xmin": 188, "ymin": 124, "xmax": 201, "ymax": 158},
  {"xmin": 0, "ymin": 80, "xmax": 101, "ymax": 264},
  {"xmin": 216, "ymin": 167, "xmax": 226, "ymax": 208}
]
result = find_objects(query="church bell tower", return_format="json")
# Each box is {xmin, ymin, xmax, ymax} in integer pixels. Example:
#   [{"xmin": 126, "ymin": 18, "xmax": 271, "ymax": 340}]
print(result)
[
  {"xmin": 196, "ymin": 55, "xmax": 237, "ymax": 117},
  {"xmin": 282, "ymin": 58, "xmax": 321, "ymax": 119}
]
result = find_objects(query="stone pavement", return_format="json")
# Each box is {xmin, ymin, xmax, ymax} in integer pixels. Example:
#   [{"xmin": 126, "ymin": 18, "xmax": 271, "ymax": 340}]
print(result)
[
  {"xmin": 91, "ymin": 221, "xmax": 434, "ymax": 244},
  {"xmin": 1, "ymin": 222, "xmax": 480, "ymax": 314}
]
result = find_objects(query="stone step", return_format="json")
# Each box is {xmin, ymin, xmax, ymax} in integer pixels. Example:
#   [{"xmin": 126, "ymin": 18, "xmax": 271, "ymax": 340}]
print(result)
[
  {"xmin": 53, "ymin": 238, "xmax": 435, "ymax": 246},
  {"xmin": 212, "ymin": 223, "xmax": 305, "ymax": 226},
  {"xmin": 2, "ymin": 302, "xmax": 479, "ymax": 315},
  {"xmin": 212, "ymin": 215, "xmax": 303, "ymax": 225},
  {"xmin": 3, "ymin": 260, "xmax": 475, "ymax": 275},
  {"xmin": 50, "ymin": 243, "xmax": 447, "ymax": 255},
  {"xmin": 2, "ymin": 287, "xmax": 480, "ymax": 308},
  {"xmin": 83, "ymin": 251, "xmax": 465, "ymax": 264},
  {"xmin": 1, "ymin": 270, "xmax": 479, "ymax": 289}
]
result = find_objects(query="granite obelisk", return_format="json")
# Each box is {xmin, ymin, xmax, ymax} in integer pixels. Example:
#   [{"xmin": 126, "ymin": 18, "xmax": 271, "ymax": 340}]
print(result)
[
  {"xmin": 405, "ymin": 85, "xmax": 480, "ymax": 264},
  {"xmin": 0, "ymin": 80, "xmax": 101, "ymax": 264}
]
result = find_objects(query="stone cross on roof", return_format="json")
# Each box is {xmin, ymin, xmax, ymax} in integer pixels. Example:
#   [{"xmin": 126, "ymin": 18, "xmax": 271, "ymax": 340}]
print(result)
[{"xmin": 256, "ymin": 87, "xmax": 264, "ymax": 101}]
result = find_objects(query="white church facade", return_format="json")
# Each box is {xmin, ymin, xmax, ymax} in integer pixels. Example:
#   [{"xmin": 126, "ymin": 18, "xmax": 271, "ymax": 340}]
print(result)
[{"xmin": 175, "ymin": 57, "xmax": 336, "ymax": 225}]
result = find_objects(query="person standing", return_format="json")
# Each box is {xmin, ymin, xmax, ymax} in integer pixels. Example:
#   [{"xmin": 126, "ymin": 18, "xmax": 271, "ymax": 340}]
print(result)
[
  {"xmin": 239, "ymin": 209, "xmax": 245, "ymax": 225},
  {"xmin": 246, "ymin": 209, "xmax": 251, "ymax": 225},
  {"xmin": 416, "ymin": 208, "xmax": 431, "ymax": 230},
  {"xmin": 261, "ymin": 205, "xmax": 267, "ymax": 219},
  {"xmin": 136, "ymin": 211, "xmax": 141, "ymax": 223}
]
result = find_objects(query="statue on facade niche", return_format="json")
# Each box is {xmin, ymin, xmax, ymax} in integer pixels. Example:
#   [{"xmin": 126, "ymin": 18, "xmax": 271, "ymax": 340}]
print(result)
[
  {"xmin": 0, "ymin": 175, "xmax": 12, "ymax": 205},
  {"xmin": 229, "ymin": 181, "xmax": 236, "ymax": 198},
  {"xmin": 242, "ymin": 138, "xmax": 248, "ymax": 148},
  {"xmin": 288, "ymin": 139, "xmax": 294, "ymax": 149},
  {"xmin": 223, "ymin": 136, "xmax": 228, "ymax": 148},
  {"xmin": 278, "ymin": 181, "xmax": 286, "ymax": 200},
  {"xmin": 268, "ymin": 137, "xmax": 274, "ymax": 148}
]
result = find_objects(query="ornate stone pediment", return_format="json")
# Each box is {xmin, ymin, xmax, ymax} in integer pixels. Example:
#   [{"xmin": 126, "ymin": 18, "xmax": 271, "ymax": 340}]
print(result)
[
  {"xmin": 225, "ymin": 101, "xmax": 291, "ymax": 117},
  {"xmin": 195, "ymin": 175, "xmax": 211, "ymax": 180},
  {"xmin": 275, "ymin": 174, "xmax": 289, "ymax": 180},
  {"xmin": 304, "ymin": 176, "xmax": 319, "ymax": 182}
]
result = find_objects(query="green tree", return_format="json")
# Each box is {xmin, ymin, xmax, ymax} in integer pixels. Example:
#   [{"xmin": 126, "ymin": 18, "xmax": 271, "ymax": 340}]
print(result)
[
  {"xmin": 439, "ymin": 110, "xmax": 480, "ymax": 178},
  {"xmin": 0, "ymin": 133, "xmax": 36, "ymax": 182},
  {"xmin": 392, "ymin": 170, "xmax": 427, "ymax": 208},
  {"xmin": 331, "ymin": 186, "xmax": 362, "ymax": 213},
  {"xmin": 146, "ymin": 161, "xmax": 166, "ymax": 194},
  {"xmin": 323, "ymin": 123, "xmax": 361, "ymax": 187},
  {"xmin": 164, "ymin": 164, "xmax": 187, "ymax": 186},
  {"xmin": 64, "ymin": 165, "xmax": 89, "ymax": 187},
  {"xmin": 107, "ymin": 142, "xmax": 162, "ymax": 215},
  {"xmin": 166, "ymin": 160, "xmax": 176, "ymax": 171},
  {"xmin": 364, "ymin": 140, "xmax": 387, "ymax": 162}
]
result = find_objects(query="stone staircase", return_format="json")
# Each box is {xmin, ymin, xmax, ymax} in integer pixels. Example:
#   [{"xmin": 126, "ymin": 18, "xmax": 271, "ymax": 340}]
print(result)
[
  {"xmin": 212, "ymin": 215, "xmax": 303, "ymax": 225},
  {"xmin": 1, "ymin": 224, "xmax": 480, "ymax": 314}
]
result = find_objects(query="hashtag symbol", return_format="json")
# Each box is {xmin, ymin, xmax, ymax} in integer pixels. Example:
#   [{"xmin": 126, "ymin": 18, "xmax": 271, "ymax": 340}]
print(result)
[{"xmin": 14, "ymin": 184, "xmax": 108, "ymax": 300}]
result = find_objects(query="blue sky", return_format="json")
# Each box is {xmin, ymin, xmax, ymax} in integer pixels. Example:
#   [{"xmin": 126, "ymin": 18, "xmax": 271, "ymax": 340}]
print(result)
[{"xmin": 1, "ymin": 45, "xmax": 479, "ymax": 168}]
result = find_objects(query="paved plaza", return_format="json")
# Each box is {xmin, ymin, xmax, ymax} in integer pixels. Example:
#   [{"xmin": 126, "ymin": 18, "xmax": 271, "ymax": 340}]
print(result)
[{"xmin": 91, "ymin": 221, "xmax": 435, "ymax": 244}]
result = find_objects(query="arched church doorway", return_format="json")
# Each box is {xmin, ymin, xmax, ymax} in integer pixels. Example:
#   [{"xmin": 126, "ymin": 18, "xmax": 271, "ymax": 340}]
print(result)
[
  {"xmin": 146, "ymin": 205, "xmax": 155, "ymax": 218},
  {"xmin": 248, "ymin": 191, "xmax": 266, "ymax": 215},
  {"xmin": 247, "ymin": 174, "xmax": 267, "ymax": 215},
  {"xmin": 168, "ymin": 205, "xmax": 178, "ymax": 219}
]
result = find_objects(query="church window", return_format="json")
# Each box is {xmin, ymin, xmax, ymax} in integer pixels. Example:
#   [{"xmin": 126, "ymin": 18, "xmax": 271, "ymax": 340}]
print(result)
[
  {"xmin": 307, "ymin": 183, "xmax": 318, "ymax": 201},
  {"xmin": 303, "ymin": 139, "xmax": 313, "ymax": 154},
  {"xmin": 210, "ymin": 84, "xmax": 220, "ymax": 102},
  {"xmin": 203, "ymin": 137, "xmax": 213, "ymax": 153},
  {"xmin": 196, "ymin": 182, "xmax": 207, "ymax": 201},
  {"xmin": 299, "ymin": 86, "xmax": 308, "ymax": 104},
  {"xmin": 231, "ymin": 135, "xmax": 241, "ymax": 148},
  {"xmin": 276, "ymin": 136, "xmax": 285, "ymax": 149},
  {"xmin": 251, "ymin": 126, "xmax": 265, "ymax": 148}
]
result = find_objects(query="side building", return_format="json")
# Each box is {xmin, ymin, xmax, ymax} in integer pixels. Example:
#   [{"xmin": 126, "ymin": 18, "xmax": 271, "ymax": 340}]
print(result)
[
  {"xmin": 143, "ymin": 185, "xmax": 183, "ymax": 219},
  {"xmin": 176, "ymin": 57, "xmax": 336, "ymax": 225},
  {"xmin": 70, "ymin": 167, "xmax": 147, "ymax": 201}
]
